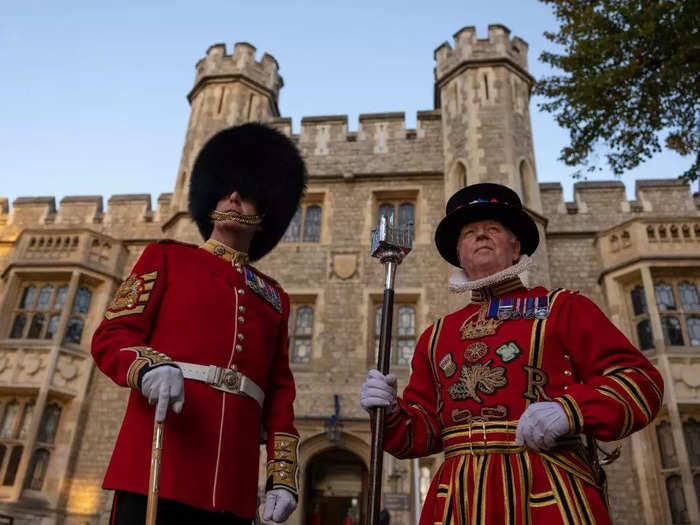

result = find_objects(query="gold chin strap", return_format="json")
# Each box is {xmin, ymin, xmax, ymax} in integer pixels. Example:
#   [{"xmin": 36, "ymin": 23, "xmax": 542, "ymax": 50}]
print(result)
[{"xmin": 210, "ymin": 210, "xmax": 264, "ymax": 225}]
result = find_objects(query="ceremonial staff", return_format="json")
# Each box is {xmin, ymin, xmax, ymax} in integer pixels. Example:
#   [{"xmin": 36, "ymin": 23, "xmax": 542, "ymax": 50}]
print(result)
[
  {"xmin": 367, "ymin": 215, "xmax": 413, "ymax": 525},
  {"xmin": 145, "ymin": 419, "xmax": 164, "ymax": 525}
]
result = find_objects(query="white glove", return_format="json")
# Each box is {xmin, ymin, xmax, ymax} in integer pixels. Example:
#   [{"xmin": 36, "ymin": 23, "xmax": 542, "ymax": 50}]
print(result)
[
  {"xmin": 263, "ymin": 488, "xmax": 296, "ymax": 523},
  {"xmin": 141, "ymin": 365, "xmax": 184, "ymax": 422},
  {"xmin": 360, "ymin": 370, "xmax": 397, "ymax": 412},
  {"xmin": 515, "ymin": 401, "xmax": 571, "ymax": 451}
]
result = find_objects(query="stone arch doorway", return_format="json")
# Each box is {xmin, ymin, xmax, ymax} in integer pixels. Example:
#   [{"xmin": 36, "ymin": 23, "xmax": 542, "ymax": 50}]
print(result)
[{"xmin": 304, "ymin": 448, "xmax": 367, "ymax": 525}]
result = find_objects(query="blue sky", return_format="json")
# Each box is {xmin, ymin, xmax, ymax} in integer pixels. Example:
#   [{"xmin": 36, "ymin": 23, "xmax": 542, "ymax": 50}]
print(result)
[{"xmin": 1, "ymin": 0, "xmax": 696, "ymax": 208}]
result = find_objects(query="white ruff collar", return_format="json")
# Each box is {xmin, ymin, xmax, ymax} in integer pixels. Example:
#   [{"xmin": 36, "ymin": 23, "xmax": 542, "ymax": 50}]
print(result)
[{"xmin": 448, "ymin": 255, "xmax": 534, "ymax": 294}]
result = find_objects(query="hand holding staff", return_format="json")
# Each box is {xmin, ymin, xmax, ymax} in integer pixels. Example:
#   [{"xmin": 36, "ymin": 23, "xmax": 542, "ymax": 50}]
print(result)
[{"xmin": 367, "ymin": 216, "xmax": 413, "ymax": 525}]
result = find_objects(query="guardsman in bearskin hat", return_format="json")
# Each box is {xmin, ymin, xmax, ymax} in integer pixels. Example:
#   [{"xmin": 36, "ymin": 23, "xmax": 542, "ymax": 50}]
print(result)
[
  {"xmin": 92, "ymin": 123, "xmax": 305, "ymax": 524},
  {"xmin": 361, "ymin": 183, "xmax": 664, "ymax": 524}
]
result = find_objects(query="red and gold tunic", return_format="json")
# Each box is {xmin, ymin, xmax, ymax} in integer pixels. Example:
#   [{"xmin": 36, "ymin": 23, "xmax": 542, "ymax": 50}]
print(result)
[
  {"xmin": 383, "ymin": 278, "xmax": 663, "ymax": 525},
  {"xmin": 91, "ymin": 239, "xmax": 299, "ymax": 519}
]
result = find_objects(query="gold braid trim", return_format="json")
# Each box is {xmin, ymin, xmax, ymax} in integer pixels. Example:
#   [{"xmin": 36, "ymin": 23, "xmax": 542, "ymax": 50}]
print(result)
[
  {"xmin": 267, "ymin": 433, "xmax": 299, "ymax": 495},
  {"xmin": 121, "ymin": 346, "xmax": 173, "ymax": 389}
]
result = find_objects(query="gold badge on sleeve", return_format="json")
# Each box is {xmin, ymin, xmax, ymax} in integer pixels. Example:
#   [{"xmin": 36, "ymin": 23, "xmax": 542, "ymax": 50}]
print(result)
[{"xmin": 105, "ymin": 271, "xmax": 158, "ymax": 320}]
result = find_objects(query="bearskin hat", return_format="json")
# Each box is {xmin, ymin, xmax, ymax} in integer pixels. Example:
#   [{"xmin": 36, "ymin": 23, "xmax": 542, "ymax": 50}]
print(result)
[{"xmin": 188, "ymin": 123, "xmax": 307, "ymax": 261}]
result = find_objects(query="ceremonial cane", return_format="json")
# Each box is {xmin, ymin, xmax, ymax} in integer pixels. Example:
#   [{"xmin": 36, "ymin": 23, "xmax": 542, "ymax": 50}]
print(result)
[
  {"xmin": 146, "ymin": 419, "xmax": 164, "ymax": 525},
  {"xmin": 367, "ymin": 215, "xmax": 413, "ymax": 525}
]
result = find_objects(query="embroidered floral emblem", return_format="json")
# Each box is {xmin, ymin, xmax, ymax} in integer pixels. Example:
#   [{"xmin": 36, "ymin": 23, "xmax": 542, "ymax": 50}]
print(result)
[
  {"xmin": 495, "ymin": 341, "xmax": 522, "ymax": 363},
  {"xmin": 439, "ymin": 353, "xmax": 457, "ymax": 378},
  {"xmin": 448, "ymin": 360, "xmax": 507, "ymax": 403},
  {"xmin": 464, "ymin": 341, "xmax": 488, "ymax": 362}
]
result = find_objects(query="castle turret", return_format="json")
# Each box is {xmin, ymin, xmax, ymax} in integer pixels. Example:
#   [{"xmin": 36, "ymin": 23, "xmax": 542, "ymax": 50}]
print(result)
[
  {"xmin": 166, "ymin": 42, "xmax": 284, "ymax": 238},
  {"xmin": 435, "ymin": 25, "xmax": 550, "ymax": 289},
  {"xmin": 435, "ymin": 25, "xmax": 542, "ymax": 213}
]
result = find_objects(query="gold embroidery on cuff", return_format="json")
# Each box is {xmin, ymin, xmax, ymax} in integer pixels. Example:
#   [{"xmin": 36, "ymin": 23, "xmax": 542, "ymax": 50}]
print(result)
[
  {"xmin": 105, "ymin": 271, "xmax": 158, "ymax": 320},
  {"xmin": 267, "ymin": 433, "xmax": 299, "ymax": 494},
  {"xmin": 121, "ymin": 346, "xmax": 173, "ymax": 389}
]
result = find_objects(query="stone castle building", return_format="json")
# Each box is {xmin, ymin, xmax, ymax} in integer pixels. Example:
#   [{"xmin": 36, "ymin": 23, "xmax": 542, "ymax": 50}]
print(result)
[{"xmin": 0, "ymin": 24, "xmax": 699, "ymax": 525}]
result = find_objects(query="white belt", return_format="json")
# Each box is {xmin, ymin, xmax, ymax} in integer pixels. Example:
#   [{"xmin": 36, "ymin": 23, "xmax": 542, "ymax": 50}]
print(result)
[{"xmin": 174, "ymin": 362, "xmax": 265, "ymax": 408}]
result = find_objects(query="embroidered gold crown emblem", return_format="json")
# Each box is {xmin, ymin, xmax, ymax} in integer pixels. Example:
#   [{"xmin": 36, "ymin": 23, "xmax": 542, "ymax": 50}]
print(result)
[{"xmin": 459, "ymin": 306, "xmax": 503, "ymax": 340}]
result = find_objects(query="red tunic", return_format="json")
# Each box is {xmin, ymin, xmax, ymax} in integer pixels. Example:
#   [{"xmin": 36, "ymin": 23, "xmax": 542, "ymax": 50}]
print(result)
[
  {"xmin": 383, "ymin": 278, "xmax": 663, "ymax": 525},
  {"xmin": 91, "ymin": 240, "xmax": 299, "ymax": 519}
]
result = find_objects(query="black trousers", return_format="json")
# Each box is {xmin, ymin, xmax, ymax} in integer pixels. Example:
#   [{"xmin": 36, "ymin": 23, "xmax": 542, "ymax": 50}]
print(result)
[{"xmin": 110, "ymin": 490, "xmax": 252, "ymax": 525}]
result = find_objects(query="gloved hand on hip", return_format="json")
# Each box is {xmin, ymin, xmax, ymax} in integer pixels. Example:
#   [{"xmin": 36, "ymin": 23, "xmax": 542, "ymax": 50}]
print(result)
[
  {"xmin": 515, "ymin": 401, "xmax": 570, "ymax": 451},
  {"xmin": 141, "ymin": 365, "xmax": 184, "ymax": 422},
  {"xmin": 360, "ymin": 369, "xmax": 397, "ymax": 413},
  {"xmin": 263, "ymin": 488, "xmax": 296, "ymax": 523}
]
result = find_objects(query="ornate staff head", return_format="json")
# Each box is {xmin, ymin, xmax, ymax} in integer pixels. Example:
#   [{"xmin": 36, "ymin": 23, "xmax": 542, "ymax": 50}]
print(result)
[{"xmin": 370, "ymin": 215, "xmax": 413, "ymax": 264}]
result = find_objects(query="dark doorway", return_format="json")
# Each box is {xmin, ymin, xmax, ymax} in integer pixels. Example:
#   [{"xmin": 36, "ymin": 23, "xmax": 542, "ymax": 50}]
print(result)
[{"xmin": 304, "ymin": 448, "xmax": 367, "ymax": 525}]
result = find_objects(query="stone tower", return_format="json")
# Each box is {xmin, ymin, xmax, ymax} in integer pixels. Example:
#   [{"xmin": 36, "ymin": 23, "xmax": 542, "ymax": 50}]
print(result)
[
  {"xmin": 434, "ymin": 25, "xmax": 550, "ymax": 287},
  {"xmin": 166, "ymin": 42, "xmax": 283, "ymax": 238}
]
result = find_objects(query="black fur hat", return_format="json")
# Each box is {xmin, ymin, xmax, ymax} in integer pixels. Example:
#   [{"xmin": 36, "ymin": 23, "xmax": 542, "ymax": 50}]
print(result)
[{"xmin": 188, "ymin": 123, "xmax": 307, "ymax": 261}]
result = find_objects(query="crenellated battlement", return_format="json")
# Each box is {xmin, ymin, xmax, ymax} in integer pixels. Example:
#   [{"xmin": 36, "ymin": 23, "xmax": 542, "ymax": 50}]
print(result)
[
  {"xmin": 434, "ymin": 24, "xmax": 530, "ymax": 84},
  {"xmin": 540, "ymin": 179, "xmax": 700, "ymax": 233},
  {"xmin": 277, "ymin": 110, "xmax": 442, "ymax": 144},
  {"xmin": 189, "ymin": 42, "xmax": 283, "ymax": 103},
  {"xmin": 0, "ymin": 193, "xmax": 174, "ymax": 240}
]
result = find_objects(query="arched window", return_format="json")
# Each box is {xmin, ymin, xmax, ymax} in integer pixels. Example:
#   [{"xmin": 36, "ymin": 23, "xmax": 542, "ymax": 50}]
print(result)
[
  {"xmin": 680, "ymin": 282, "xmax": 700, "ymax": 312},
  {"xmin": 2, "ymin": 446, "xmax": 23, "ymax": 486},
  {"xmin": 282, "ymin": 209, "xmax": 302, "ymax": 242},
  {"xmin": 303, "ymin": 205, "xmax": 322, "ymax": 242},
  {"xmin": 631, "ymin": 285, "xmax": 648, "ymax": 316},
  {"xmin": 688, "ymin": 318, "xmax": 700, "ymax": 347},
  {"xmin": 290, "ymin": 306, "xmax": 313, "ymax": 364},
  {"xmin": 396, "ymin": 306, "xmax": 416, "ymax": 365},
  {"xmin": 9, "ymin": 314, "xmax": 26, "ymax": 339},
  {"xmin": 73, "ymin": 287, "xmax": 92, "ymax": 314},
  {"xmin": 398, "ymin": 203, "xmax": 414, "ymax": 229},
  {"xmin": 656, "ymin": 282, "xmax": 677, "ymax": 311},
  {"xmin": 683, "ymin": 420, "xmax": 700, "ymax": 467},
  {"xmin": 36, "ymin": 285, "xmax": 53, "ymax": 310},
  {"xmin": 666, "ymin": 475, "xmax": 689, "ymax": 524},
  {"xmin": 378, "ymin": 203, "xmax": 394, "ymax": 223},
  {"xmin": 45, "ymin": 315, "xmax": 61, "ymax": 340},
  {"xmin": 18, "ymin": 402, "xmax": 34, "ymax": 439},
  {"xmin": 0, "ymin": 402, "xmax": 19, "ymax": 439},
  {"xmin": 19, "ymin": 286, "xmax": 36, "ymax": 309},
  {"xmin": 27, "ymin": 314, "xmax": 46, "ymax": 339},
  {"xmin": 25, "ymin": 448, "xmax": 50, "ymax": 491},
  {"xmin": 63, "ymin": 317, "xmax": 85, "ymax": 344},
  {"xmin": 637, "ymin": 320, "xmax": 654, "ymax": 350},
  {"xmin": 662, "ymin": 317, "xmax": 685, "ymax": 346},
  {"xmin": 37, "ymin": 403, "xmax": 61, "ymax": 444},
  {"xmin": 657, "ymin": 421, "xmax": 678, "ymax": 468}
]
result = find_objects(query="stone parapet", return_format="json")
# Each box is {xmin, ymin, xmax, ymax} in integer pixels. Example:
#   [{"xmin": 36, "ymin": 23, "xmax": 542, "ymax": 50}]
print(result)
[
  {"xmin": 434, "ymin": 25, "xmax": 530, "ymax": 87},
  {"xmin": 540, "ymin": 179, "xmax": 700, "ymax": 233},
  {"xmin": 190, "ymin": 42, "xmax": 283, "ymax": 104}
]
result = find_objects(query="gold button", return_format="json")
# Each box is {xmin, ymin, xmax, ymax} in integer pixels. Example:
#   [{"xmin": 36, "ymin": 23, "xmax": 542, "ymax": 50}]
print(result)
[
  {"xmin": 235, "ymin": 344, "xmax": 243, "ymax": 352},
  {"xmin": 239, "ymin": 306, "xmax": 246, "ymax": 314},
  {"xmin": 238, "ymin": 316, "xmax": 245, "ymax": 323},
  {"xmin": 238, "ymin": 333, "xmax": 245, "ymax": 341},
  {"xmin": 237, "ymin": 289, "xmax": 245, "ymax": 295},
  {"xmin": 280, "ymin": 472, "xmax": 287, "ymax": 479},
  {"xmin": 564, "ymin": 370, "xmax": 572, "ymax": 376},
  {"xmin": 564, "ymin": 354, "xmax": 571, "ymax": 360},
  {"xmin": 564, "ymin": 385, "xmax": 569, "ymax": 391}
]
